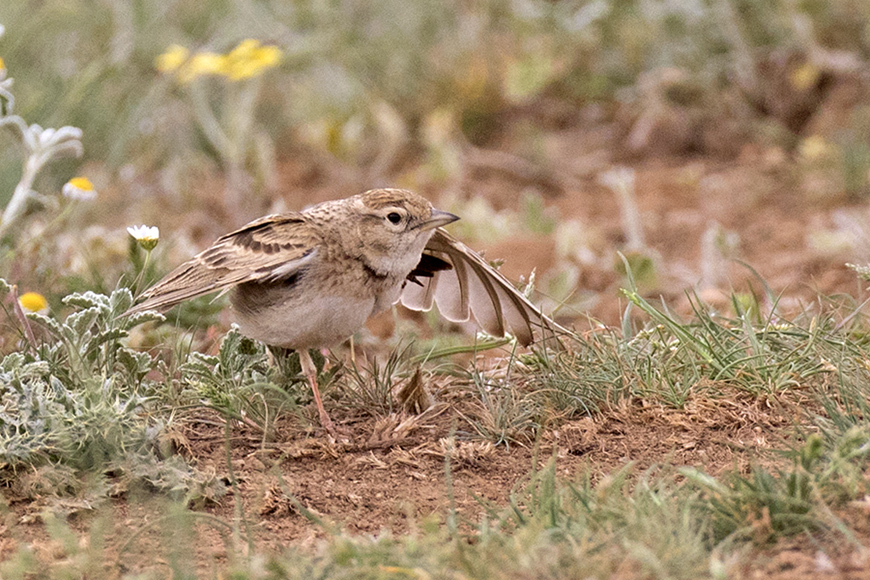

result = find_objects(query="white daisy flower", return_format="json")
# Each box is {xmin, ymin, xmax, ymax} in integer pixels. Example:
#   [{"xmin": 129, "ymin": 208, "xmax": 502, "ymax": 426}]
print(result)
[
  {"xmin": 127, "ymin": 224, "xmax": 160, "ymax": 251},
  {"xmin": 62, "ymin": 176, "xmax": 97, "ymax": 201}
]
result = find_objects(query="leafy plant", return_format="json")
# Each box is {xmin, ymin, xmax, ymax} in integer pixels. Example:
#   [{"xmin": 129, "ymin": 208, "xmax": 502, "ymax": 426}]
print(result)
[
  {"xmin": 0, "ymin": 282, "xmax": 221, "ymax": 502},
  {"xmin": 179, "ymin": 326, "xmax": 301, "ymax": 435}
]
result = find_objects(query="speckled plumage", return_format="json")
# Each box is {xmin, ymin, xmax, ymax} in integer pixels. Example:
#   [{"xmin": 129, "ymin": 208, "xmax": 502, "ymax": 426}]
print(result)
[{"xmin": 127, "ymin": 188, "xmax": 566, "ymax": 436}]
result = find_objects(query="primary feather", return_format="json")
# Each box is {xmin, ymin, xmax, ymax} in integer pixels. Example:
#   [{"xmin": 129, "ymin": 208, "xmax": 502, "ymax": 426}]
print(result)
[{"xmin": 399, "ymin": 229, "xmax": 563, "ymax": 346}]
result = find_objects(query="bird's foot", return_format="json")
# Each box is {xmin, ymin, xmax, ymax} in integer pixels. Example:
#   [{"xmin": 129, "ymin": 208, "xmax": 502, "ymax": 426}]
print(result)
[{"xmin": 318, "ymin": 410, "xmax": 352, "ymax": 445}]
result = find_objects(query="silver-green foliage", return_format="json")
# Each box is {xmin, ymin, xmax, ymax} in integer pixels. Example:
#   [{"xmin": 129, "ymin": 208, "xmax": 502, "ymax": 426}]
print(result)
[
  {"xmin": 179, "ymin": 326, "xmax": 302, "ymax": 433},
  {"xmin": 0, "ymin": 284, "xmax": 163, "ymax": 470}
]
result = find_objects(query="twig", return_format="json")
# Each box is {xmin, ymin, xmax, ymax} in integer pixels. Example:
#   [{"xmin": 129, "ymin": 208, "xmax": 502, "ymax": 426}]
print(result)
[{"xmin": 10, "ymin": 284, "xmax": 37, "ymax": 350}]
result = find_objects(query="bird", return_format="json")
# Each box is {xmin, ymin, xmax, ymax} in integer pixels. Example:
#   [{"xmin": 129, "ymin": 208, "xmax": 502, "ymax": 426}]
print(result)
[{"xmin": 127, "ymin": 188, "xmax": 567, "ymax": 437}]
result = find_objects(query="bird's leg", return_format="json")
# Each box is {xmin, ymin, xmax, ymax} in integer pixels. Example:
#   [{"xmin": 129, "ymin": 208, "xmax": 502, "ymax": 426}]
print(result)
[{"xmin": 298, "ymin": 348, "xmax": 337, "ymax": 437}]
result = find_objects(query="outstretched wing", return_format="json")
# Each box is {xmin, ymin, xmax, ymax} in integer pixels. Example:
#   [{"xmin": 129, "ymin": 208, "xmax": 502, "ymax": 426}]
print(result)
[
  {"xmin": 400, "ymin": 228, "xmax": 568, "ymax": 346},
  {"xmin": 126, "ymin": 213, "xmax": 319, "ymax": 315}
]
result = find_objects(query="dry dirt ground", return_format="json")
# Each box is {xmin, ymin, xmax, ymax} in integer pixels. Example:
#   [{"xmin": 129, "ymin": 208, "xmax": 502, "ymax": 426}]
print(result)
[{"xmin": 5, "ymin": 118, "xmax": 870, "ymax": 577}]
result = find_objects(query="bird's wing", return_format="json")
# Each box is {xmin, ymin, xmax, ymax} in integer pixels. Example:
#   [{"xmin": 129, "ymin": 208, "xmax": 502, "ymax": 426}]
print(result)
[
  {"xmin": 126, "ymin": 213, "xmax": 319, "ymax": 314},
  {"xmin": 400, "ymin": 228, "xmax": 568, "ymax": 346}
]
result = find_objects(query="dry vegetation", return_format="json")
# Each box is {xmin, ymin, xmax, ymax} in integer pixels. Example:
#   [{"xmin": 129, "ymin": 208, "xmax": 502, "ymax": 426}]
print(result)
[{"xmin": 2, "ymin": 1, "xmax": 870, "ymax": 578}]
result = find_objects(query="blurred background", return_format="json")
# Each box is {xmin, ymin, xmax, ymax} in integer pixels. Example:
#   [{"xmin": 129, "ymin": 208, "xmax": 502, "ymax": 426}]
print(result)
[{"xmin": 1, "ymin": 0, "xmax": 870, "ymax": 337}]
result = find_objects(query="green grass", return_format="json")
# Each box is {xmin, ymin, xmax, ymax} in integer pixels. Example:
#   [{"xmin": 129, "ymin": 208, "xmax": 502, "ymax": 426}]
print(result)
[
  {"xmin": 2, "ymin": 0, "xmax": 869, "ymax": 205},
  {"xmin": 1, "ymin": 274, "xmax": 870, "ymax": 576},
  {"xmin": 4, "ymin": 431, "xmax": 870, "ymax": 579},
  {"xmin": 3, "ymin": 1, "xmax": 870, "ymax": 576}
]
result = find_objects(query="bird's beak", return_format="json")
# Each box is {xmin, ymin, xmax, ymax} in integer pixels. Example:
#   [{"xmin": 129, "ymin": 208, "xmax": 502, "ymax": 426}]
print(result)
[{"xmin": 420, "ymin": 209, "xmax": 460, "ymax": 230}]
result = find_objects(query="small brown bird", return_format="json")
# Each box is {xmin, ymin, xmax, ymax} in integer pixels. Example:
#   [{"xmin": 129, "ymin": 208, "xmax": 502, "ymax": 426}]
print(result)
[{"xmin": 128, "ymin": 188, "xmax": 565, "ymax": 437}]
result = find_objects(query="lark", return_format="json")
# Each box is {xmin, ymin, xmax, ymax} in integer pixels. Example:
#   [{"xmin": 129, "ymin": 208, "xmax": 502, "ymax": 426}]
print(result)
[{"xmin": 127, "ymin": 188, "xmax": 565, "ymax": 437}]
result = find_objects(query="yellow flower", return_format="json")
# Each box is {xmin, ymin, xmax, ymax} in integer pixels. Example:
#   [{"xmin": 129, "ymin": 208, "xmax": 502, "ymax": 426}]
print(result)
[
  {"xmin": 0, "ymin": 57, "xmax": 5, "ymax": 72},
  {"xmin": 127, "ymin": 225, "xmax": 160, "ymax": 251},
  {"xmin": 223, "ymin": 39, "xmax": 281, "ymax": 81},
  {"xmin": 62, "ymin": 176, "xmax": 97, "ymax": 201},
  {"xmin": 790, "ymin": 61, "xmax": 820, "ymax": 92},
  {"xmin": 156, "ymin": 41, "xmax": 280, "ymax": 83},
  {"xmin": 175, "ymin": 52, "xmax": 228, "ymax": 83},
  {"xmin": 19, "ymin": 292, "xmax": 48, "ymax": 314},
  {"xmin": 799, "ymin": 135, "xmax": 836, "ymax": 161},
  {"xmin": 157, "ymin": 44, "xmax": 229, "ymax": 83},
  {"xmin": 155, "ymin": 44, "xmax": 189, "ymax": 74}
]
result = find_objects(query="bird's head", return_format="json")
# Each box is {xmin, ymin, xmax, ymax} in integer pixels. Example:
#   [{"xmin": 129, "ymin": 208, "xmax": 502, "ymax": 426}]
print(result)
[{"xmin": 346, "ymin": 188, "xmax": 458, "ymax": 276}]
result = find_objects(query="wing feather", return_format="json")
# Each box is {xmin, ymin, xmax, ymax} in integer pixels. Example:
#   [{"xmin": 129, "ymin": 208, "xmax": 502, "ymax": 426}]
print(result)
[
  {"xmin": 463, "ymin": 258, "xmax": 506, "ymax": 337},
  {"xmin": 126, "ymin": 213, "xmax": 318, "ymax": 315},
  {"xmin": 432, "ymin": 255, "xmax": 469, "ymax": 322},
  {"xmin": 402, "ymin": 264, "xmax": 439, "ymax": 312},
  {"xmin": 401, "ymin": 274, "xmax": 435, "ymax": 311},
  {"xmin": 400, "ymin": 229, "xmax": 567, "ymax": 346}
]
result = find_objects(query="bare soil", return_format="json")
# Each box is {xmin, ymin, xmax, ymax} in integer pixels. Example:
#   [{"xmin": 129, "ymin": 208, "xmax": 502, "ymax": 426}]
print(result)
[{"xmin": 5, "ymin": 110, "xmax": 870, "ymax": 576}]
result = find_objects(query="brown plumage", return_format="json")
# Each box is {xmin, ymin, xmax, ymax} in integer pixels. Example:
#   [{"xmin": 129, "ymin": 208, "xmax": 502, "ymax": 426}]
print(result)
[{"xmin": 128, "ymin": 188, "xmax": 568, "ymax": 437}]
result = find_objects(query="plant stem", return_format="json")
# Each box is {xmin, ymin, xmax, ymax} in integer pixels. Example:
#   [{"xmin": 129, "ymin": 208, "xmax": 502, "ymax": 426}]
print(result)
[{"xmin": 0, "ymin": 154, "xmax": 43, "ymax": 239}]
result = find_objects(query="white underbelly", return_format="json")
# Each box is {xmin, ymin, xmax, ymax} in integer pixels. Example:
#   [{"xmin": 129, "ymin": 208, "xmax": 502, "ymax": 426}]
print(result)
[{"xmin": 233, "ymin": 294, "xmax": 376, "ymax": 349}]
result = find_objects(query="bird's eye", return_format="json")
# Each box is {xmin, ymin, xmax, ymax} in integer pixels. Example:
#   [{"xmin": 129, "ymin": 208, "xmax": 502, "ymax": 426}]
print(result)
[{"xmin": 387, "ymin": 212, "xmax": 402, "ymax": 224}]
